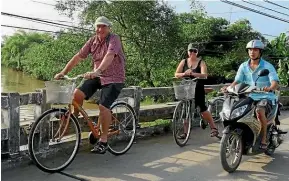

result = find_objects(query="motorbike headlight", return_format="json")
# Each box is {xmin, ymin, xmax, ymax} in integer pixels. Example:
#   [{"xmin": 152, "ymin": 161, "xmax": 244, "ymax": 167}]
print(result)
[
  {"xmin": 221, "ymin": 103, "xmax": 231, "ymax": 119},
  {"xmin": 230, "ymin": 105, "xmax": 248, "ymax": 119}
]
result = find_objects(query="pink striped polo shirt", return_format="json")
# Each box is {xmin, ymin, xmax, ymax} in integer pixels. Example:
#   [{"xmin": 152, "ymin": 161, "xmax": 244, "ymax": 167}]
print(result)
[{"xmin": 78, "ymin": 33, "xmax": 126, "ymax": 85}]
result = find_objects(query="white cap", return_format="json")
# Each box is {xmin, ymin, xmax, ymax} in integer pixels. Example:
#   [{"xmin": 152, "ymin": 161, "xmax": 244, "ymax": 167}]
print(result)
[{"xmin": 94, "ymin": 16, "xmax": 112, "ymax": 27}]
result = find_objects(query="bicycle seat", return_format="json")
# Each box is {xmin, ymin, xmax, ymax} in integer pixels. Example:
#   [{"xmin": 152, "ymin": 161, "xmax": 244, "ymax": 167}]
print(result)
[{"xmin": 205, "ymin": 88, "xmax": 214, "ymax": 94}]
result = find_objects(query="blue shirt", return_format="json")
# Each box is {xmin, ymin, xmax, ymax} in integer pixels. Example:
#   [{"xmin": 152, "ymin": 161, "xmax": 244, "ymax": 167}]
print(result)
[{"xmin": 234, "ymin": 58, "xmax": 279, "ymax": 104}]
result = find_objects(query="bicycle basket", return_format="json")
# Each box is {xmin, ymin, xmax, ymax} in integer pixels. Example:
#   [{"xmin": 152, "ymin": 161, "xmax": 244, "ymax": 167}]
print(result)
[
  {"xmin": 173, "ymin": 79, "xmax": 196, "ymax": 100},
  {"xmin": 45, "ymin": 80, "xmax": 76, "ymax": 104}
]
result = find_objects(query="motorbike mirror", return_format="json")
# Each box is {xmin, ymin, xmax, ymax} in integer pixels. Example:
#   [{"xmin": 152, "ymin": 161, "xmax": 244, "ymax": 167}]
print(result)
[{"xmin": 258, "ymin": 69, "xmax": 269, "ymax": 77}]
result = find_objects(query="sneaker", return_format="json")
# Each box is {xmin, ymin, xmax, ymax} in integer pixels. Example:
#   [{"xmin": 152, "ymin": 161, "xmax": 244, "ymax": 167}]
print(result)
[{"xmin": 91, "ymin": 141, "xmax": 108, "ymax": 154}]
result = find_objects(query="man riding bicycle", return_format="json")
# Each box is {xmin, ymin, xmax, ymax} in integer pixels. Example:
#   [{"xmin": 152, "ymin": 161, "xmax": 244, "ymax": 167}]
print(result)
[
  {"xmin": 222, "ymin": 39, "xmax": 282, "ymax": 149},
  {"xmin": 54, "ymin": 16, "xmax": 125, "ymax": 154}
]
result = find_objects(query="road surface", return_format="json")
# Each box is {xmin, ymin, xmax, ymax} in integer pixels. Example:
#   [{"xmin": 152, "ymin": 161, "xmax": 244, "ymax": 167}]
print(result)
[{"xmin": 2, "ymin": 112, "xmax": 289, "ymax": 181}]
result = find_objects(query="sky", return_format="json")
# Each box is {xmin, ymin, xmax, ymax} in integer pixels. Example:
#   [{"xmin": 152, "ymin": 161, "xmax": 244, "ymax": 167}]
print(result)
[{"xmin": 1, "ymin": 0, "xmax": 289, "ymax": 42}]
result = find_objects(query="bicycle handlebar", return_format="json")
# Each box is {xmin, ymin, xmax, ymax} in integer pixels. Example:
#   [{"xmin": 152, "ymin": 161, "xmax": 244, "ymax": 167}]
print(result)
[
  {"xmin": 173, "ymin": 77, "xmax": 206, "ymax": 81},
  {"xmin": 226, "ymin": 86, "xmax": 273, "ymax": 94},
  {"xmin": 253, "ymin": 87, "xmax": 273, "ymax": 93},
  {"xmin": 61, "ymin": 75, "xmax": 84, "ymax": 81}
]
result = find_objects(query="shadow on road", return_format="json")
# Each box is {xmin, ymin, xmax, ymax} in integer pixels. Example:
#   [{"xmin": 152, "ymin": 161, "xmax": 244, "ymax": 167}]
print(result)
[{"xmin": 2, "ymin": 117, "xmax": 289, "ymax": 181}]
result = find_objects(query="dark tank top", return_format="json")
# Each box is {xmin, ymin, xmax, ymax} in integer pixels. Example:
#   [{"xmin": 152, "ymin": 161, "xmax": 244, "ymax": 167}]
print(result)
[{"xmin": 182, "ymin": 58, "xmax": 205, "ymax": 94}]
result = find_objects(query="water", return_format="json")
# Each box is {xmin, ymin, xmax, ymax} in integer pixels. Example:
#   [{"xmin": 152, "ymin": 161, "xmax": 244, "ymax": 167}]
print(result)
[
  {"xmin": 1, "ymin": 66, "xmax": 45, "ymax": 93},
  {"xmin": 1, "ymin": 66, "xmax": 97, "ymax": 110}
]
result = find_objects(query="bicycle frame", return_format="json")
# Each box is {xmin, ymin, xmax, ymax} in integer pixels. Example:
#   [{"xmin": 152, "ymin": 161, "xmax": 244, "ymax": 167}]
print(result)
[{"xmin": 53, "ymin": 99, "xmax": 121, "ymax": 141}]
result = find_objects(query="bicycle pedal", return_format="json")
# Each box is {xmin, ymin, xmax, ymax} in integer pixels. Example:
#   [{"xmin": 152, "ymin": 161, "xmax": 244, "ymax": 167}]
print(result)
[{"xmin": 109, "ymin": 128, "xmax": 118, "ymax": 132}]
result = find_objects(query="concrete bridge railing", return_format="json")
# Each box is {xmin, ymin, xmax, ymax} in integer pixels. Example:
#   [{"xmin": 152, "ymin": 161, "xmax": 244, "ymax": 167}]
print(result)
[{"xmin": 2, "ymin": 84, "xmax": 289, "ymax": 158}]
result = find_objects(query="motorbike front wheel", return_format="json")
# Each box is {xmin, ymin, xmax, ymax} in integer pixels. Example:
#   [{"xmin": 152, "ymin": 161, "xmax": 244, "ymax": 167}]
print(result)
[{"xmin": 220, "ymin": 129, "xmax": 243, "ymax": 173}]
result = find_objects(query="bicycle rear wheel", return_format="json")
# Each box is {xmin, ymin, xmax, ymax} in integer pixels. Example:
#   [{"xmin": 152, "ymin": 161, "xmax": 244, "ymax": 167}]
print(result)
[
  {"xmin": 107, "ymin": 101, "xmax": 137, "ymax": 155},
  {"xmin": 173, "ymin": 100, "xmax": 192, "ymax": 147},
  {"xmin": 28, "ymin": 108, "xmax": 81, "ymax": 173}
]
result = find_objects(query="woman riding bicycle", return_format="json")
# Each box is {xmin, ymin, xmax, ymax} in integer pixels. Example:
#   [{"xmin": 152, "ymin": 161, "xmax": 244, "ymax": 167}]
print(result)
[{"xmin": 175, "ymin": 43, "xmax": 219, "ymax": 138}]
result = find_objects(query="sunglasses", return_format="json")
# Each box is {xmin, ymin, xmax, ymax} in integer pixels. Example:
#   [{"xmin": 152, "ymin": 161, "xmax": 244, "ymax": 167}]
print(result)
[{"xmin": 189, "ymin": 49, "xmax": 198, "ymax": 53}]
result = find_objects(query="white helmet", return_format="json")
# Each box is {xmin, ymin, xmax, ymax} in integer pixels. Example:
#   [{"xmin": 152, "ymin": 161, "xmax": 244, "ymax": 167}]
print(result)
[{"xmin": 246, "ymin": 40, "xmax": 265, "ymax": 50}]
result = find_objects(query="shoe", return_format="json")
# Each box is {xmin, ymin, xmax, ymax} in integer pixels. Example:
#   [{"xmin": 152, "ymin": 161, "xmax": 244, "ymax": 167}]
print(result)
[
  {"xmin": 91, "ymin": 141, "xmax": 108, "ymax": 154},
  {"xmin": 260, "ymin": 143, "xmax": 268, "ymax": 150},
  {"xmin": 210, "ymin": 128, "xmax": 219, "ymax": 137}
]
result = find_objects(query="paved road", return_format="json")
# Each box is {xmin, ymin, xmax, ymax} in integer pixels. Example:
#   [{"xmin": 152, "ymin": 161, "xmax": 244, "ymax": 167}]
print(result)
[{"xmin": 2, "ymin": 112, "xmax": 289, "ymax": 181}]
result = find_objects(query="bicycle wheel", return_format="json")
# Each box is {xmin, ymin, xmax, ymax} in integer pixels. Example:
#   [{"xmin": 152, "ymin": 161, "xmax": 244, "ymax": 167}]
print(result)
[
  {"xmin": 208, "ymin": 98, "xmax": 225, "ymax": 136},
  {"xmin": 28, "ymin": 108, "xmax": 81, "ymax": 173},
  {"xmin": 107, "ymin": 101, "xmax": 137, "ymax": 156},
  {"xmin": 173, "ymin": 100, "xmax": 192, "ymax": 147}
]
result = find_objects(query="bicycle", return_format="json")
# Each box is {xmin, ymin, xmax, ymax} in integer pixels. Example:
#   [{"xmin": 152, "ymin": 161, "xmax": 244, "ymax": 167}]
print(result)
[
  {"xmin": 172, "ymin": 78, "xmax": 224, "ymax": 147},
  {"xmin": 28, "ymin": 75, "xmax": 137, "ymax": 173}
]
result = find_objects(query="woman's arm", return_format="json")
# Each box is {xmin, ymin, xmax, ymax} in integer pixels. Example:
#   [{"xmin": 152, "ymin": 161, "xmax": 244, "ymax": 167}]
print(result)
[{"xmin": 175, "ymin": 60, "xmax": 186, "ymax": 78}]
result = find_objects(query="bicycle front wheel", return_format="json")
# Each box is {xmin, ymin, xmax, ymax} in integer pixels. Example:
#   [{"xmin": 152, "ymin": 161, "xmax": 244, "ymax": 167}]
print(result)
[
  {"xmin": 28, "ymin": 108, "xmax": 81, "ymax": 173},
  {"xmin": 173, "ymin": 100, "xmax": 192, "ymax": 147}
]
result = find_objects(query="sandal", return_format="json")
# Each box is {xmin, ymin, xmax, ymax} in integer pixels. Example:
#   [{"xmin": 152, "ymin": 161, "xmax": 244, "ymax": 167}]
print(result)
[
  {"xmin": 210, "ymin": 128, "xmax": 219, "ymax": 137},
  {"xmin": 177, "ymin": 133, "xmax": 187, "ymax": 139},
  {"xmin": 260, "ymin": 143, "xmax": 267, "ymax": 150}
]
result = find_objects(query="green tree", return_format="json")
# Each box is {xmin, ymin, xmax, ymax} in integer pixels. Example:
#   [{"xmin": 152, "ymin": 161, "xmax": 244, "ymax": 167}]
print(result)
[
  {"xmin": 269, "ymin": 33, "xmax": 289, "ymax": 86},
  {"xmin": 179, "ymin": 13, "xmax": 265, "ymax": 79},
  {"xmin": 22, "ymin": 32, "xmax": 91, "ymax": 80},
  {"xmin": 1, "ymin": 31, "xmax": 52, "ymax": 70},
  {"xmin": 265, "ymin": 33, "xmax": 289, "ymax": 64},
  {"xmin": 56, "ymin": 0, "xmax": 182, "ymax": 87}
]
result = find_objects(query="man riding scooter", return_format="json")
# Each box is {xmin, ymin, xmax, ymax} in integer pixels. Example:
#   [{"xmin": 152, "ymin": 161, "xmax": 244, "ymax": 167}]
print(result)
[{"xmin": 222, "ymin": 39, "xmax": 285, "ymax": 149}]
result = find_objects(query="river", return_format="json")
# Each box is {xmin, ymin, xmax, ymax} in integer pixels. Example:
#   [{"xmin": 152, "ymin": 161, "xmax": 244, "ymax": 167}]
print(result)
[
  {"xmin": 1, "ymin": 66, "xmax": 96, "ymax": 109},
  {"xmin": 1, "ymin": 66, "xmax": 45, "ymax": 93}
]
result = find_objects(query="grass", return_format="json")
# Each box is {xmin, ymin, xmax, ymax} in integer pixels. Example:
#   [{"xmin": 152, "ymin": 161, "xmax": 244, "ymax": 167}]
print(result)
[
  {"xmin": 140, "ymin": 119, "xmax": 171, "ymax": 128},
  {"xmin": 281, "ymin": 90, "xmax": 289, "ymax": 96},
  {"xmin": 140, "ymin": 97, "xmax": 155, "ymax": 106}
]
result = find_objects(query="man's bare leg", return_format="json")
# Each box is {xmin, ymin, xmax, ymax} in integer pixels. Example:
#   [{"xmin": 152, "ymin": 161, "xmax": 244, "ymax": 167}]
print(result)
[
  {"xmin": 98, "ymin": 105, "xmax": 111, "ymax": 142},
  {"xmin": 256, "ymin": 107, "xmax": 267, "ymax": 148},
  {"xmin": 72, "ymin": 89, "xmax": 85, "ymax": 117},
  {"xmin": 91, "ymin": 105, "xmax": 111, "ymax": 154}
]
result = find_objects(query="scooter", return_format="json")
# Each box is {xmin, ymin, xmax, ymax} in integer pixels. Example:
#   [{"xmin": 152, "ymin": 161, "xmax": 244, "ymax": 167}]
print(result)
[{"xmin": 219, "ymin": 68, "xmax": 287, "ymax": 173}]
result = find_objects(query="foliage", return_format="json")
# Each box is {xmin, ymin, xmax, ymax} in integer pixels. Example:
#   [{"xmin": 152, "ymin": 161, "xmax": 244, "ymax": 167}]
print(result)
[
  {"xmin": 268, "ymin": 33, "xmax": 289, "ymax": 86},
  {"xmin": 277, "ymin": 58, "xmax": 289, "ymax": 86},
  {"xmin": 1, "ymin": 31, "xmax": 52, "ymax": 70},
  {"xmin": 22, "ymin": 32, "xmax": 91, "ymax": 80},
  {"xmin": 1, "ymin": 0, "xmax": 287, "ymax": 87},
  {"xmin": 281, "ymin": 90, "xmax": 289, "ymax": 96}
]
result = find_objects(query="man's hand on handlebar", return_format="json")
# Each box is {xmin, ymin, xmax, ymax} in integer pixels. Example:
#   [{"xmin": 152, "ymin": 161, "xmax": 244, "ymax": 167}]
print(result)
[
  {"xmin": 54, "ymin": 68, "xmax": 102, "ymax": 80},
  {"xmin": 221, "ymin": 86, "xmax": 229, "ymax": 93},
  {"xmin": 54, "ymin": 72, "xmax": 65, "ymax": 80}
]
